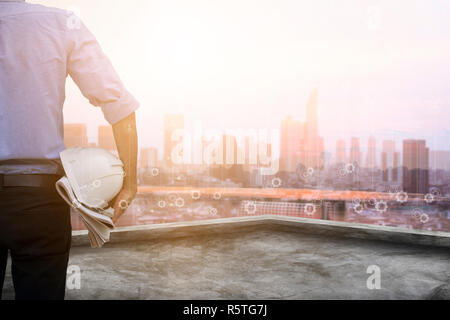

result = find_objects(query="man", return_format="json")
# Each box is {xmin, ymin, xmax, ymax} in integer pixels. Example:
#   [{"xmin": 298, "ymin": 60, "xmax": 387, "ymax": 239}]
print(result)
[{"xmin": 0, "ymin": 1, "xmax": 139, "ymax": 299}]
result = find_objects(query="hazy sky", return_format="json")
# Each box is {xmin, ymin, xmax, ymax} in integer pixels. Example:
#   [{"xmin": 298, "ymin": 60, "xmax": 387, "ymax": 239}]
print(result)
[{"xmin": 31, "ymin": 0, "xmax": 450, "ymax": 153}]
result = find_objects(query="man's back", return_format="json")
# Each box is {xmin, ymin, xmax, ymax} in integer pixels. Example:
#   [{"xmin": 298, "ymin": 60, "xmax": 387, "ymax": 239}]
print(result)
[
  {"xmin": 0, "ymin": 1, "xmax": 139, "ymax": 174},
  {"xmin": 0, "ymin": 2, "xmax": 69, "ymax": 165}
]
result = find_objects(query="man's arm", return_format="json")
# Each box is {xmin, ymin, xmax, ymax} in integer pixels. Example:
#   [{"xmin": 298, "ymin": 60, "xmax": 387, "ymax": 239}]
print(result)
[{"xmin": 112, "ymin": 112, "xmax": 138, "ymax": 223}]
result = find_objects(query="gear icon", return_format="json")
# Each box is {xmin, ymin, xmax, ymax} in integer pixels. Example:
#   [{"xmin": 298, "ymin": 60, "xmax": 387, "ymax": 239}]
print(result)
[
  {"xmin": 175, "ymin": 197, "xmax": 185, "ymax": 208},
  {"xmin": 344, "ymin": 163, "xmax": 355, "ymax": 174},
  {"xmin": 119, "ymin": 200, "xmax": 129, "ymax": 210},
  {"xmin": 307, "ymin": 167, "xmax": 315, "ymax": 176},
  {"xmin": 419, "ymin": 213, "xmax": 430, "ymax": 224},
  {"xmin": 213, "ymin": 192, "xmax": 222, "ymax": 200},
  {"xmin": 157, "ymin": 200, "xmax": 166, "ymax": 208},
  {"xmin": 430, "ymin": 188, "xmax": 441, "ymax": 197},
  {"xmin": 353, "ymin": 203, "xmax": 363, "ymax": 214},
  {"xmin": 395, "ymin": 192, "xmax": 408, "ymax": 204},
  {"xmin": 151, "ymin": 168, "xmax": 160, "ymax": 177},
  {"xmin": 304, "ymin": 203, "xmax": 316, "ymax": 216},
  {"xmin": 191, "ymin": 190, "xmax": 201, "ymax": 200},
  {"xmin": 375, "ymin": 200, "xmax": 388, "ymax": 213},
  {"xmin": 424, "ymin": 193, "xmax": 435, "ymax": 204},
  {"xmin": 244, "ymin": 201, "xmax": 257, "ymax": 215},
  {"xmin": 271, "ymin": 178, "xmax": 282, "ymax": 188},
  {"xmin": 209, "ymin": 207, "xmax": 218, "ymax": 216}
]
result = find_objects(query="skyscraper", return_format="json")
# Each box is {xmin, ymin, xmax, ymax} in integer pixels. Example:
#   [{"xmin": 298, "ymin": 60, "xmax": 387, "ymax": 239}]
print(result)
[
  {"xmin": 164, "ymin": 114, "xmax": 184, "ymax": 167},
  {"xmin": 349, "ymin": 137, "xmax": 362, "ymax": 166},
  {"xmin": 64, "ymin": 124, "xmax": 88, "ymax": 148},
  {"xmin": 336, "ymin": 139, "xmax": 347, "ymax": 164},
  {"xmin": 98, "ymin": 125, "xmax": 116, "ymax": 151},
  {"xmin": 302, "ymin": 89, "xmax": 324, "ymax": 169},
  {"xmin": 209, "ymin": 134, "xmax": 245, "ymax": 183},
  {"xmin": 279, "ymin": 89, "xmax": 324, "ymax": 172},
  {"xmin": 365, "ymin": 136, "xmax": 377, "ymax": 169},
  {"xmin": 280, "ymin": 116, "xmax": 304, "ymax": 172},
  {"xmin": 402, "ymin": 139, "xmax": 429, "ymax": 194},
  {"xmin": 381, "ymin": 140, "xmax": 400, "ymax": 183}
]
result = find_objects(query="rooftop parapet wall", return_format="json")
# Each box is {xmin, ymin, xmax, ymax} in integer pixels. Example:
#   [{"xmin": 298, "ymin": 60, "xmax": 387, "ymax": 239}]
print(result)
[{"xmin": 72, "ymin": 216, "xmax": 450, "ymax": 248}]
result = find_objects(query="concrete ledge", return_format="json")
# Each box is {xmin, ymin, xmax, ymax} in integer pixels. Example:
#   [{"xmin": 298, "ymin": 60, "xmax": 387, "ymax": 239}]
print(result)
[{"xmin": 72, "ymin": 216, "xmax": 450, "ymax": 248}]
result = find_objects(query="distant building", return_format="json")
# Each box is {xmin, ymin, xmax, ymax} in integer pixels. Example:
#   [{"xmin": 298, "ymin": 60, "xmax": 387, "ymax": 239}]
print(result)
[
  {"xmin": 209, "ymin": 134, "xmax": 245, "ymax": 184},
  {"xmin": 403, "ymin": 139, "xmax": 429, "ymax": 194},
  {"xmin": 64, "ymin": 123, "xmax": 88, "ymax": 148},
  {"xmin": 349, "ymin": 137, "xmax": 362, "ymax": 166},
  {"xmin": 335, "ymin": 139, "xmax": 347, "ymax": 164},
  {"xmin": 163, "ymin": 114, "xmax": 184, "ymax": 167},
  {"xmin": 98, "ymin": 125, "xmax": 116, "ymax": 151},
  {"xmin": 381, "ymin": 140, "xmax": 400, "ymax": 184},
  {"xmin": 280, "ymin": 116, "xmax": 304, "ymax": 173},
  {"xmin": 430, "ymin": 150, "xmax": 450, "ymax": 171},
  {"xmin": 139, "ymin": 147, "xmax": 158, "ymax": 170},
  {"xmin": 365, "ymin": 136, "xmax": 377, "ymax": 169},
  {"xmin": 302, "ymin": 89, "xmax": 324, "ymax": 169},
  {"xmin": 280, "ymin": 89, "xmax": 324, "ymax": 172}
]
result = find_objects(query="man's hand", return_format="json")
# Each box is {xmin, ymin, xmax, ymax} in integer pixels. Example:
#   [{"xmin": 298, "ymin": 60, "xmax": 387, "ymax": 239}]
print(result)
[
  {"xmin": 112, "ymin": 187, "xmax": 137, "ymax": 224},
  {"xmin": 112, "ymin": 112, "xmax": 138, "ymax": 224}
]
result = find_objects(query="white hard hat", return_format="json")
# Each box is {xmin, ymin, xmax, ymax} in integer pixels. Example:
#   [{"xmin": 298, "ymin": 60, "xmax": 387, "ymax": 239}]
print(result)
[{"xmin": 60, "ymin": 147, "xmax": 124, "ymax": 210}]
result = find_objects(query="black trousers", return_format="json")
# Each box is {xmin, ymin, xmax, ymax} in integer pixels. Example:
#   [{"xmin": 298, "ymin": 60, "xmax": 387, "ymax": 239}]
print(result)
[{"xmin": 0, "ymin": 185, "xmax": 71, "ymax": 300}]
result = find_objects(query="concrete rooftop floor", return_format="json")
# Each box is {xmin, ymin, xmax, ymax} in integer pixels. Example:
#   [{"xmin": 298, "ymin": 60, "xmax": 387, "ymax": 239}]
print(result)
[{"xmin": 2, "ymin": 217, "xmax": 450, "ymax": 300}]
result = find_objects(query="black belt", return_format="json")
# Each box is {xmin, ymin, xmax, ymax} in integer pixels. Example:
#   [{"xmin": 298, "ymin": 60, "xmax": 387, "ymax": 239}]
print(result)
[{"xmin": 0, "ymin": 174, "xmax": 62, "ymax": 189}]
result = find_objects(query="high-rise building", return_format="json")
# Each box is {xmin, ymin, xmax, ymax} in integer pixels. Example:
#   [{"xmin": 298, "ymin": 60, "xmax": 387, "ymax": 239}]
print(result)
[
  {"xmin": 430, "ymin": 150, "xmax": 450, "ymax": 171},
  {"xmin": 365, "ymin": 136, "xmax": 377, "ymax": 169},
  {"xmin": 163, "ymin": 114, "xmax": 184, "ymax": 167},
  {"xmin": 302, "ymin": 89, "xmax": 324, "ymax": 169},
  {"xmin": 209, "ymin": 134, "xmax": 245, "ymax": 183},
  {"xmin": 139, "ymin": 147, "xmax": 158, "ymax": 170},
  {"xmin": 381, "ymin": 140, "xmax": 400, "ymax": 183},
  {"xmin": 402, "ymin": 139, "xmax": 429, "ymax": 194},
  {"xmin": 349, "ymin": 137, "xmax": 362, "ymax": 166},
  {"xmin": 335, "ymin": 139, "xmax": 347, "ymax": 164},
  {"xmin": 280, "ymin": 89, "xmax": 324, "ymax": 172},
  {"xmin": 64, "ymin": 124, "xmax": 88, "ymax": 148},
  {"xmin": 98, "ymin": 125, "xmax": 116, "ymax": 151},
  {"xmin": 280, "ymin": 116, "xmax": 304, "ymax": 172}
]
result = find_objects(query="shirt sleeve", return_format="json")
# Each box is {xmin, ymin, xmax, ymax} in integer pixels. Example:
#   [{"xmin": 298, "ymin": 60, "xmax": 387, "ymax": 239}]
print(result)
[{"xmin": 66, "ymin": 18, "xmax": 139, "ymax": 125}]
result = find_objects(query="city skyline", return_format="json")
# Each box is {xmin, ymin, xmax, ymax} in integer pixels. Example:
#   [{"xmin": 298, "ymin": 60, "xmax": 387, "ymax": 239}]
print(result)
[{"xmin": 29, "ymin": 0, "xmax": 449, "ymax": 154}]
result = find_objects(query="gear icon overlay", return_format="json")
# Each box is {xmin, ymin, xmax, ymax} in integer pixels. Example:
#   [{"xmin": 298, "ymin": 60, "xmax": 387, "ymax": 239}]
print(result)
[
  {"xmin": 244, "ymin": 201, "xmax": 257, "ymax": 215},
  {"xmin": 419, "ymin": 213, "xmax": 430, "ymax": 224},
  {"xmin": 175, "ymin": 197, "xmax": 185, "ymax": 208},
  {"xmin": 353, "ymin": 203, "xmax": 364, "ymax": 214},
  {"xmin": 157, "ymin": 200, "xmax": 166, "ymax": 208},
  {"xmin": 191, "ymin": 190, "xmax": 201, "ymax": 200},
  {"xmin": 151, "ymin": 168, "xmax": 160, "ymax": 177},
  {"xmin": 344, "ymin": 163, "xmax": 356, "ymax": 175},
  {"xmin": 209, "ymin": 207, "xmax": 218, "ymax": 216},
  {"xmin": 395, "ymin": 191, "xmax": 408, "ymax": 203},
  {"xmin": 271, "ymin": 178, "xmax": 282, "ymax": 188},
  {"xmin": 375, "ymin": 200, "xmax": 388, "ymax": 213},
  {"xmin": 213, "ymin": 192, "xmax": 222, "ymax": 200},
  {"xmin": 424, "ymin": 193, "xmax": 435, "ymax": 204},
  {"xmin": 304, "ymin": 203, "xmax": 316, "ymax": 216}
]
